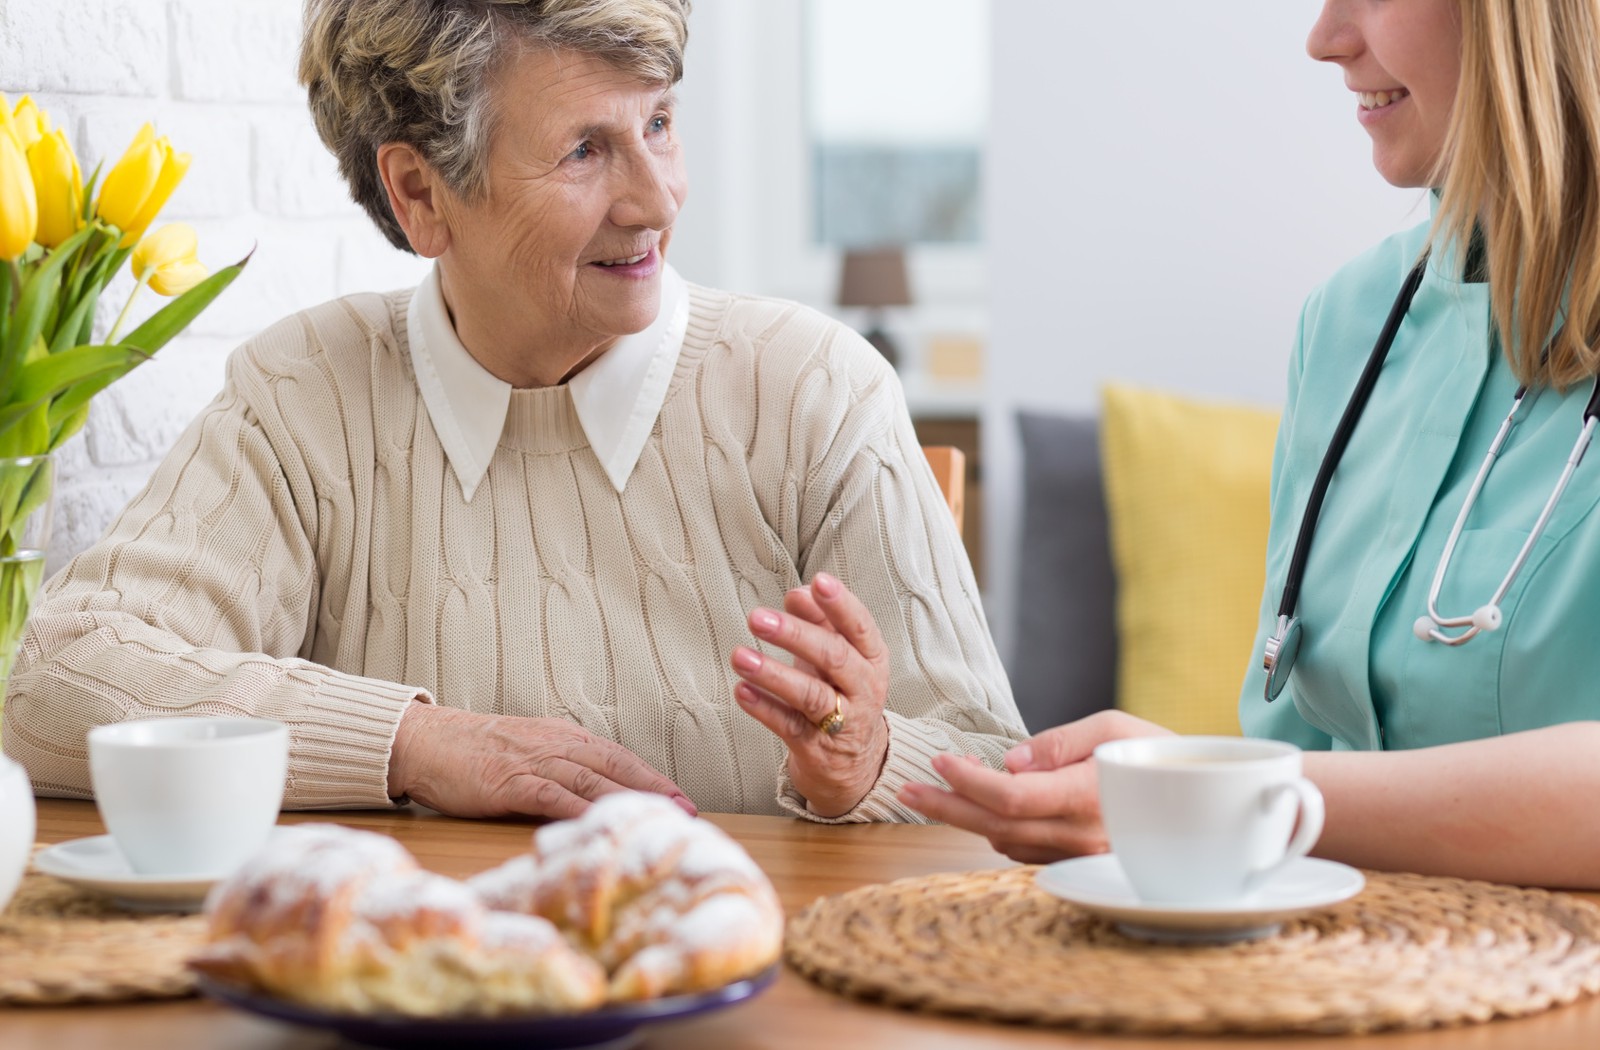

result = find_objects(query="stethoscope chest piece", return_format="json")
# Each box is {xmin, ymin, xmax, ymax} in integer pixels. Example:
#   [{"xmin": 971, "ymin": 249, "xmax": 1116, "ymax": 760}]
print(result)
[{"xmin": 1262, "ymin": 615, "xmax": 1302, "ymax": 702}]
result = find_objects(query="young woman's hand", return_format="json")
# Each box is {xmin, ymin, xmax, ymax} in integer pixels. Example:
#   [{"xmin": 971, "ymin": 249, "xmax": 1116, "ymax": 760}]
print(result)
[{"xmin": 899, "ymin": 710, "xmax": 1171, "ymax": 863}]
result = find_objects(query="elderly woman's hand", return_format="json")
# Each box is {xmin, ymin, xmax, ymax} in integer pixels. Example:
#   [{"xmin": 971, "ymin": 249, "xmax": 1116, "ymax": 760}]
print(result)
[
  {"xmin": 387, "ymin": 704, "xmax": 696, "ymax": 820},
  {"xmin": 731, "ymin": 572, "xmax": 891, "ymax": 818},
  {"xmin": 897, "ymin": 711, "xmax": 1172, "ymax": 863}
]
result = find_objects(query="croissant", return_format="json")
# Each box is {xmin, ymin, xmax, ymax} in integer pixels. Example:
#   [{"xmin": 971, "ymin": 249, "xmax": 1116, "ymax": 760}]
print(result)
[
  {"xmin": 468, "ymin": 792, "xmax": 784, "ymax": 1000},
  {"xmin": 192, "ymin": 824, "xmax": 606, "ymax": 1017}
]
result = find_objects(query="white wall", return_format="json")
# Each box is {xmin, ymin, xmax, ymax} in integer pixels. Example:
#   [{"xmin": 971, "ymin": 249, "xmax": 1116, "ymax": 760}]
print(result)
[
  {"xmin": 0, "ymin": 0, "xmax": 428, "ymax": 571},
  {"xmin": 982, "ymin": 2, "xmax": 1427, "ymax": 657}
]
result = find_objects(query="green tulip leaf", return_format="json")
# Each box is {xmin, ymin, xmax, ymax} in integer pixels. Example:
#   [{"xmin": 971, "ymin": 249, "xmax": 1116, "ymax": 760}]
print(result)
[
  {"xmin": 0, "ymin": 342, "xmax": 151, "ymax": 449},
  {"xmin": 2, "ymin": 224, "xmax": 98, "ymax": 398},
  {"xmin": 10, "ymin": 343, "xmax": 149, "ymax": 408},
  {"xmin": 49, "ymin": 288, "xmax": 100, "ymax": 356},
  {"xmin": 0, "ymin": 263, "xmax": 11, "ymax": 350},
  {"xmin": 80, "ymin": 162, "xmax": 104, "ymax": 224},
  {"xmin": 45, "ymin": 362, "xmax": 146, "ymax": 435},
  {"xmin": 0, "ymin": 404, "xmax": 50, "ymax": 460},
  {"xmin": 47, "ymin": 401, "xmax": 90, "ymax": 451}
]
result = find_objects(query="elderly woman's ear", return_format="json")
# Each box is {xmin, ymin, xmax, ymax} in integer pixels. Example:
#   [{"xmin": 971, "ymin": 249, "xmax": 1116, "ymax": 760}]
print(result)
[{"xmin": 376, "ymin": 141, "xmax": 452, "ymax": 258}]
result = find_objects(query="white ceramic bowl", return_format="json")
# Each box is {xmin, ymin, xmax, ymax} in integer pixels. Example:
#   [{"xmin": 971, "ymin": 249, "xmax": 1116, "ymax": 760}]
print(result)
[
  {"xmin": 0, "ymin": 754, "xmax": 36, "ymax": 913},
  {"xmin": 88, "ymin": 718, "xmax": 287, "ymax": 877}
]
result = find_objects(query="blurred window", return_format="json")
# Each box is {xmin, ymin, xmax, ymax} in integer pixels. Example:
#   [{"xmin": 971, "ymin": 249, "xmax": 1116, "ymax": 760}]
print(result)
[{"xmin": 805, "ymin": 0, "xmax": 989, "ymax": 246}]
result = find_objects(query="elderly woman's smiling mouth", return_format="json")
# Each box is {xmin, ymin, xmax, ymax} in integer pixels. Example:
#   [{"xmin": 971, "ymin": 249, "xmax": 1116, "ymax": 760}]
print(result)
[{"xmin": 590, "ymin": 246, "xmax": 660, "ymax": 275}]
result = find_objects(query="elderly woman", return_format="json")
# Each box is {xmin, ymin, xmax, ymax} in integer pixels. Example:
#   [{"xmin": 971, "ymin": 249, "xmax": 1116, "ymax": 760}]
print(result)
[{"xmin": 2, "ymin": 0, "xmax": 1023, "ymax": 822}]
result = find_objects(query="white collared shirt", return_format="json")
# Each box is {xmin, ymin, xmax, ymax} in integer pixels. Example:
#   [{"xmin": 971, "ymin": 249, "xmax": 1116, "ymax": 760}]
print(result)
[{"xmin": 405, "ymin": 263, "xmax": 690, "ymax": 501}]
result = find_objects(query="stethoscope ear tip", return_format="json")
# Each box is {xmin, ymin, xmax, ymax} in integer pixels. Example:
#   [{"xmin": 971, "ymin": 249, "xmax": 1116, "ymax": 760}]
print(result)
[{"xmin": 1413, "ymin": 605, "xmax": 1502, "ymax": 643}]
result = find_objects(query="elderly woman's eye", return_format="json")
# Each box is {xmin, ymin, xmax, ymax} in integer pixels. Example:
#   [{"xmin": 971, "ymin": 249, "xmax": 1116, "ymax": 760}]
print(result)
[
  {"xmin": 569, "ymin": 141, "xmax": 592, "ymax": 160},
  {"xmin": 649, "ymin": 116, "xmax": 668, "ymax": 134}
]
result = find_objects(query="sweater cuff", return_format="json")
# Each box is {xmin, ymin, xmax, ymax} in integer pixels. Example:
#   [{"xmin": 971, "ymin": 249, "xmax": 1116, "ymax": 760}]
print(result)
[
  {"xmin": 775, "ymin": 710, "xmax": 945, "ymax": 824},
  {"xmin": 282, "ymin": 665, "xmax": 433, "ymax": 810}
]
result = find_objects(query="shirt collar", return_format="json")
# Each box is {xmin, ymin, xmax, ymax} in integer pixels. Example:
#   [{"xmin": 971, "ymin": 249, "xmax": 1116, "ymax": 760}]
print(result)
[{"xmin": 406, "ymin": 262, "xmax": 689, "ymax": 501}]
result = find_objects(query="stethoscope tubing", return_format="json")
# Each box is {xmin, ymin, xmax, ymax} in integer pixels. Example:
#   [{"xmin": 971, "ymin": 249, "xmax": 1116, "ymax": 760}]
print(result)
[
  {"xmin": 1419, "ymin": 407, "xmax": 1598, "ymax": 644},
  {"xmin": 1274, "ymin": 260, "xmax": 1428, "ymax": 623}
]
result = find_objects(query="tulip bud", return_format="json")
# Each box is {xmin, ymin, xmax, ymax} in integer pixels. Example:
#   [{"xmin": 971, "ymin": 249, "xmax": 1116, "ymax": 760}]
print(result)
[
  {"xmin": 132, "ymin": 223, "xmax": 208, "ymax": 296},
  {"xmin": 27, "ymin": 129, "xmax": 82, "ymax": 249},
  {"xmin": 0, "ymin": 131, "xmax": 38, "ymax": 260},
  {"xmin": 9, "ymin": 96, "xmax": 48, "ymax": 152},
  {"xmin": 96, "ymin": 123, "xmax": 190, "ymax": 247}
]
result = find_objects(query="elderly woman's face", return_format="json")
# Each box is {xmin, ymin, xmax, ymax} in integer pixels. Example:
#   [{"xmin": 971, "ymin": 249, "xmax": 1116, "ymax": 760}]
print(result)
[
  {"xmin": 1307, "ymin": 0, "xmax": 1461, "ymax": 188},
  {"xmin": 445, "ymin": 48, "xmax": 687, "ymax": 351}
]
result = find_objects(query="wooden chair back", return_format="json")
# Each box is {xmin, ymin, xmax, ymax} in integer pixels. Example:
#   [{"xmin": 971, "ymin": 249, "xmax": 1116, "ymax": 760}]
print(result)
[{"xmin": 922, "ymin": 445, "xmax": 966, "ymax": 536}]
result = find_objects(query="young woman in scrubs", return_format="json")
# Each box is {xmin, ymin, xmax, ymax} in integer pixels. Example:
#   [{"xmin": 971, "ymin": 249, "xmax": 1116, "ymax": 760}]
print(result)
[{"xmin": 898, "ymin": 0, "xmax": 1600, "ymax": 888}]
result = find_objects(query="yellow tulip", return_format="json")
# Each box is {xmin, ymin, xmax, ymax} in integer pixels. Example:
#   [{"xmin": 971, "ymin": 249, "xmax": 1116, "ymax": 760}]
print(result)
[
  {"xmin": 26, "ymin": 129, "xmax": 81, "ymax": 248},
  {"xmin": 9, "ymin": 96, "xmax": 48, "ymax": 152},
  {"xmin": 0, "ymin": 93, "xmax": 18, "ymax": 152},
  {"xmin": 131, "ymin": 223, "xmax": 208, "ymax": 296},
  {"xmin": 96, "ymin": 124, "xmax": 191, "ymax": 247},
  {"xmin": 0, "ymin": 131, "xmax": 38, "ymax": 260}
]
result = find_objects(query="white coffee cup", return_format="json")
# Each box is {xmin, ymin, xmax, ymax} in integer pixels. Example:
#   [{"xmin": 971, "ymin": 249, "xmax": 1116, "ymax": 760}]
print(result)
[
  {"xmin": 0, "ymin": 755, "xmax": 35, "ymax": 912},
  {"xmin": 1094, "ymin": 735, "xmax": 1325, "ymax": 906},
  {"xmin": 87, "ymin": 717, "xmax": 288, "ymax": 877}
]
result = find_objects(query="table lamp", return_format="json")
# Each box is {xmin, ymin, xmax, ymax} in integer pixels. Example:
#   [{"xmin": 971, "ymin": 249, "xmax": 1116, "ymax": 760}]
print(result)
[{"xmin": 837, "ymin": 247, "xmax": 912, "ymax": 370}]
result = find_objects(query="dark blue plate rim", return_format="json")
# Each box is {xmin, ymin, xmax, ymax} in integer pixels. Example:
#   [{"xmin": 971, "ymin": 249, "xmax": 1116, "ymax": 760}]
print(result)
[{"xmin": 194, "ymin": 963, "xmax": 779, "ymax": 1038}]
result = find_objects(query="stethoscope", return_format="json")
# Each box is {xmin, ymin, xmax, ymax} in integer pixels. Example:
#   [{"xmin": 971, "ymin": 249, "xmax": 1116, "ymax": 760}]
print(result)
[{"xmin": 1261, "ymin": 255, "xmax": 1600, "ymax": 703}]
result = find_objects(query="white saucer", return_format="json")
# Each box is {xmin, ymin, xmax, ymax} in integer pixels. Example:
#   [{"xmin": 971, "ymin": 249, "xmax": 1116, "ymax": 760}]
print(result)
[
  {"xmin": 33, "ymin": 835, "xmax": 238, "ymax": 913},
  {"xmin": 1035, "ymin": 854, "xmax": 1365, "ymax": 943}
]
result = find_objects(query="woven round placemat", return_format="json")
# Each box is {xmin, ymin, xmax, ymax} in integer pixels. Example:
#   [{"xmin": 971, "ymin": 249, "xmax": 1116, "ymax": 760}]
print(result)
[
  {"xmin": 0, "ymin": 861, "xmax": 206, "ymax": 1005},
  {"xmin": 786, "ymin": 867, "xmax": 1600, "ymax": 1036}
]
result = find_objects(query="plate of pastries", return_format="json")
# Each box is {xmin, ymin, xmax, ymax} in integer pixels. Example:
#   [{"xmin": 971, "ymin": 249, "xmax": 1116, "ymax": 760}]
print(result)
[{"xmin": 189, "ymin": 792, "xmax": 784, "ymax": 1049}]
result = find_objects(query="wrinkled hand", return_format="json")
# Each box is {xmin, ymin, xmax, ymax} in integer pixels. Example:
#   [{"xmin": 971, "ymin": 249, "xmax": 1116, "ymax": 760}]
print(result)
[
  {"xmin": 731, "ymin": 572, "xmax": 891, "ymax": 818},
  {"xmin": 387, "ymin": 704, "xmax": 696, "ymax": 820},
  {"xmin": 897, "ymin": 710, "xmax": 1172, "ymax": 863}
]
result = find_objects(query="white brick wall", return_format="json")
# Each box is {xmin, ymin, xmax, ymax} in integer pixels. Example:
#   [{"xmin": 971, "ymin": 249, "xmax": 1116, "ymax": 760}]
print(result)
[{"xmin": 0, "ymin": 0, "xmax": 429, "ymax": 571}]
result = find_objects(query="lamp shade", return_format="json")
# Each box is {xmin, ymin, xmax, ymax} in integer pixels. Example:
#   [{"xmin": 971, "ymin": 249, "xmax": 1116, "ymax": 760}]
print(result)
[{"xmin": 837, "ymin": 247, "xmax": 912, "ymax": 308}]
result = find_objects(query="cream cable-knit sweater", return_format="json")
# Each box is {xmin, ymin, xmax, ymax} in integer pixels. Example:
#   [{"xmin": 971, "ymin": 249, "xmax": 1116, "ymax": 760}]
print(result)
[{"xmin": 2, "ymin": 283, "xmax": 1024, "ymax": 820}]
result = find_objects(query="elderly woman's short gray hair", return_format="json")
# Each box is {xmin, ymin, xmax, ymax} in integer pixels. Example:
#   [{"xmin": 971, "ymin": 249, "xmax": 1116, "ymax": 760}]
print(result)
[{"xmin": 299, "ymin": 0, "xmax": 691, "ymax": 252}]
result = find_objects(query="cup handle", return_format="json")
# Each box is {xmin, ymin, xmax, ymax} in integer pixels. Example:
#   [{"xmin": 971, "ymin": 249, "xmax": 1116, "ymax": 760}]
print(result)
[{"xmin": 1247, "ymin": 776, "xmax": 1325, "ymax": 891}]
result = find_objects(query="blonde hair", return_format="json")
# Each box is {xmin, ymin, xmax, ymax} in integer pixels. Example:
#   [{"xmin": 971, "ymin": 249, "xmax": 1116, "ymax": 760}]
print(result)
[
  {"xmin": 1433, "ymin": 0, "xmax": 1600, "ymax": 387},
  {"xmin": 299, "ymin": 0, "xmax": 690, "ymax": 252}
]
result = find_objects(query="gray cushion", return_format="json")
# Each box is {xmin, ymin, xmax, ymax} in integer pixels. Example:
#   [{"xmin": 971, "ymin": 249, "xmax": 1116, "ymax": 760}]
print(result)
[{"xmin": 1009, "ymin": 411, "xmax": 1118, "ymax": 732}]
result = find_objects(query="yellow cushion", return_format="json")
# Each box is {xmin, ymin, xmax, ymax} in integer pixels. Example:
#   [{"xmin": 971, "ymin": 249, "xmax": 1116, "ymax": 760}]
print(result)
[{"xmin": 1099, "ymin": 384, "xmax": 1279, "ymax": 736}]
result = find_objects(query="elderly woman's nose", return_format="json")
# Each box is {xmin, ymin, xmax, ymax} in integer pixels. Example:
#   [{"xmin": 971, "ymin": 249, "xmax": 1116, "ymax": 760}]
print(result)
[
  {"xmin": 1307, "ymin": 0, "xmax": 1359, "ymax": 64},
  {"xmin": 611, "ymin": 154, "xmax": 682, "ymax": 230}
]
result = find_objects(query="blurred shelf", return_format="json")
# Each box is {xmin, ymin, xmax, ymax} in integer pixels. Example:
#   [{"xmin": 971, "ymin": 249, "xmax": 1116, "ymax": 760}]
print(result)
[{"xmin": 902, "ymin": 375, "xmax": 984, "ymax": 419}]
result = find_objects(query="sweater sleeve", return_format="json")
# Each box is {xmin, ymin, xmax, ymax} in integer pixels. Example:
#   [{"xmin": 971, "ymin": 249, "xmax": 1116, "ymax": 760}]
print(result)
[
  {"xmin": 1, "ymin": 365, "xmax": 428, "ymax": 809},
  {"xmin": 774, "ymin": 343, "xmax": 1027, "ymax": 823}
]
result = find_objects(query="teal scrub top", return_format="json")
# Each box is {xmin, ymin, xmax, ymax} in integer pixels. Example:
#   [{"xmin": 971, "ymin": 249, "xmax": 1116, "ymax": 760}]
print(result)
[{"xmin": 1238, "ymin": 215, "xmax": 1600, "ymax": 752}]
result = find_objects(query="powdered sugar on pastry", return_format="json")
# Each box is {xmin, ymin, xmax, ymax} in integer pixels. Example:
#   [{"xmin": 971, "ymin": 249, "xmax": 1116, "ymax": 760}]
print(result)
[
  {"xmin": 466, "ymin": 853, "xmax": 539, "ymax": 911},
  {"xmin": 194, "ymin": 823, "xmax": 605, "ymax": 1017},
  {"xmin": 359, "ymin": 869, "xmax": 480, "ymax": 924},
  {"xmin": 469, "ymin": 791, "xmax": 785, "ymax": 1001},
  {"xmin": 196, "ymin": 796, "xmax": 782, "ymax": 1016}
]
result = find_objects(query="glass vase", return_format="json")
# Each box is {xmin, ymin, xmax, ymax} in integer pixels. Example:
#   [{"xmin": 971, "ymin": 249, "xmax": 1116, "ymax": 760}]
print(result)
[{"xmin": 0, "ymin": 456, "xmax": 52, "ymax": 715}]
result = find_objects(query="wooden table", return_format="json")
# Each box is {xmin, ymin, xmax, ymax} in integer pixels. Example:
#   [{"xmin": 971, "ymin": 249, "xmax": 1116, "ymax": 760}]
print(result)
[{"xmin": 8, "ymin": 800, "xmax": 1600, "ymax": 1049}]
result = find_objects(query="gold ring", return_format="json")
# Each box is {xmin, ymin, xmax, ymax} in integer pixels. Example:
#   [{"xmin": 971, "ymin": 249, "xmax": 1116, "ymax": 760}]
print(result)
[{"xmin": 816, "ymin": 693, "xmax": 846, "ymax": 735}]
